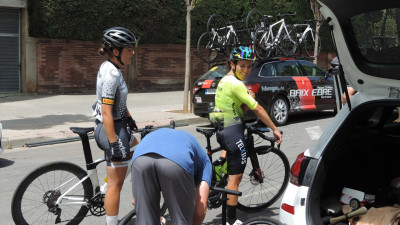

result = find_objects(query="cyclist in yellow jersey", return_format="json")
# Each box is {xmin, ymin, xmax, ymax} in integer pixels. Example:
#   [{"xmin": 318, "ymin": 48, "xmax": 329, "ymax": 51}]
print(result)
[{"xmin": 210, "ymin": 46, "xmax": 282, "ymax": 225}]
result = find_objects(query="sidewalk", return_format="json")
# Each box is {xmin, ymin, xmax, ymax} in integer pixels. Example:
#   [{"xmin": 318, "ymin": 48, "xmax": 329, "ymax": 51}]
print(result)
[{"xmin": 0, "ymin": 91, "xmax": 208, "ymax": 149}]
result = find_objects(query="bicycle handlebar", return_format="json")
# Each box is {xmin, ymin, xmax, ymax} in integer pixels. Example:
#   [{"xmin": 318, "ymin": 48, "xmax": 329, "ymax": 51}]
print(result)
[
  {"xmin": 211, "ymin": 186, "xmax": 242, "ymax": 196},
  {"xmin": 135, "ymin": 120, "xmax": 175, "ymax": 139},
  {"xmin": 277, "ymin": 12, "xmax": 297, "ymax": 18}
]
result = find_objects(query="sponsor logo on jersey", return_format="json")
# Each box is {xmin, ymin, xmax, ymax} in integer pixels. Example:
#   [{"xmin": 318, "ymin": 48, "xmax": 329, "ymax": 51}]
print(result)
[{"xmin": 102, "ymin": 98, "xmax": 114, "ymax": 105}]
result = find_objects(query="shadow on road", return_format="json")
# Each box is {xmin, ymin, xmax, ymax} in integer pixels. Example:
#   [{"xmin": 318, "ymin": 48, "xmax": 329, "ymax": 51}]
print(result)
[{"xmin": 0, "ymin": 157, "xmax": 14, "ymax": 168}]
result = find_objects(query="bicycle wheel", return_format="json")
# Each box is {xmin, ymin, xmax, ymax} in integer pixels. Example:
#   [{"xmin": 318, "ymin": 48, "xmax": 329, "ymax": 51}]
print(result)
[
  {"xmin": 237, "ymin": 147, "xmax": 289, "ymax": 212},
  {"xmin": 197, "ymin": 31, "xmax": 221, "ymax": 63},
  {"xmin": 243, "ymin": 216, "xmax": 283, "ymax": 225},
  {"xmin": 207, "ymin": 13, "xmax": 228, "ymax": 37},
  {"xmin": 12, "ymin": 161, "xmax": 93, "ymax": 225},
  {"xmin": 304, "ymin": 29, "xmax": 321, "ymax": 58},
  {"xmin": 253, "ymin": 26, "xmax": 272, "ymax": 59},
  {"xmin": 280, "ymin": 24, "xmax": 297, "ymax": 56},
  {"xmin": 118, "ymin": 198, "xmax": 167, "ymax": 225},
  {"xmin": 246, "ymin": 9, "xmax": 268, "ymax": 40}
]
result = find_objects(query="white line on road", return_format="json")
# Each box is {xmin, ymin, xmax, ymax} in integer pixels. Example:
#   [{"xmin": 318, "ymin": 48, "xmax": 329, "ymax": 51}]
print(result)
[{"xmin": 305, "ymin": 126, "xmax": 323, "ymax": 141}]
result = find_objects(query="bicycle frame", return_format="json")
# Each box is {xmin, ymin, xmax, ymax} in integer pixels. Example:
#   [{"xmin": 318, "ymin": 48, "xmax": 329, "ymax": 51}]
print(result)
[
  {"xmin": 54, "ymin": 131, "xmax": 134, "ymax": 208},
  {"xmin": 262, "ymin": 18, "xmax": 292, "ymax": 48},
  {"xmin": 294, "ymin": 23, "xmax": 314, "ymax": 45},
  {"xmin": 210, "ymin": 24, "xmax": 239, "ymax": 48}
]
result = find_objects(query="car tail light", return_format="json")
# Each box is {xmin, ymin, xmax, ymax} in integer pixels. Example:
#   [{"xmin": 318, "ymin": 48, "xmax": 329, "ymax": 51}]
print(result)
[
  {"xmin": 281, "ymin": 203, "xmax": 295, "ymax": 215},
  {"xmin": 290, "ymin": 152, "xmax": 306, "ymax": 186},
  {"xmin": 279, "ymin": 57, "xmax": 295, "ymax": 61},
  {"xmin": 245, "ymin": 83, "xmax": 260, "ymax": 93},
  {"xmin": 193, "ymin": 86, "xmax": 200, "ymax": 94}
]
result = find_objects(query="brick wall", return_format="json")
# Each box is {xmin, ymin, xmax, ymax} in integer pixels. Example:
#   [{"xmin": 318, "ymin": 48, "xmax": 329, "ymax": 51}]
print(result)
[
  {"xmin": 36, "ymin": 38, "xmax": 334, "ymax": 94},
  {"xmin": 36, "ymin": 39, "xmax": 209, "ymax": 94}
]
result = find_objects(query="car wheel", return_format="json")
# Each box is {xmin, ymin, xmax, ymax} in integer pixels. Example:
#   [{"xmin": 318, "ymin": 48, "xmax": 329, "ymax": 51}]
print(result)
[{"xmin": 270, "ymin": 96, "xmax": 289, "ymax": 126}]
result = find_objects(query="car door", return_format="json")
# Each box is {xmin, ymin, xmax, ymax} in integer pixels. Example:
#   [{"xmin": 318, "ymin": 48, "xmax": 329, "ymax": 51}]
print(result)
[
  {"xmin": 275, "ymin": 60, "xmax": 316, "ymax": 111},
  {"xmin": 298, "ymin": 60, "xmax": 335, "ymax": 110}
]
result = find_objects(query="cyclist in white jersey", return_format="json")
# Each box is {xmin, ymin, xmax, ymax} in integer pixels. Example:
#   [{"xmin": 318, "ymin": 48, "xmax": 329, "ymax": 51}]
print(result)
[{"xmin": 92, "ymin": 27, "xmax": 139, "ymax": 225}]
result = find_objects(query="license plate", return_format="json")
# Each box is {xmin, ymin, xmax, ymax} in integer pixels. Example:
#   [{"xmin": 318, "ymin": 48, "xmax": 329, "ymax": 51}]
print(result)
[{"xmin": 205, "ymin": 88, "xmax": 216, "ymax": 95}]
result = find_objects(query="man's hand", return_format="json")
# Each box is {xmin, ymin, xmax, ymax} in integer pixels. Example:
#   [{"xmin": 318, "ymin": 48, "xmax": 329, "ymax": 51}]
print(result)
[
  {"xmin": 109, "ymin": 141, "xmax": 123, "ymax": 162},
  {"xmin": 272, "ymin": 129, "xmax": 282, "ymax": 145}
]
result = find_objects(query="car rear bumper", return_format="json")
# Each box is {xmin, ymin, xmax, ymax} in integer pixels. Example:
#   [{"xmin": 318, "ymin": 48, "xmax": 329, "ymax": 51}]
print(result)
[{"xmin": 279, "ymin": 183, "xmax": 309, "ymax": 225}]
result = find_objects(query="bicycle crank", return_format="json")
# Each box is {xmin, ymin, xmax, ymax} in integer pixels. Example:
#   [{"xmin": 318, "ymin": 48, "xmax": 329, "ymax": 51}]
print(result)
[{"xmin": 89, "ymin": 194, "xmax": 106, "ymax": 216}]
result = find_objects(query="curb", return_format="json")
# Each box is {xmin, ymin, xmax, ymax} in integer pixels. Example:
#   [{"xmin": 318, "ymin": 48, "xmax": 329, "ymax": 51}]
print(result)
[{"xmin": 5, "ymin": 117, "xmax": 210, "ymax": 149}]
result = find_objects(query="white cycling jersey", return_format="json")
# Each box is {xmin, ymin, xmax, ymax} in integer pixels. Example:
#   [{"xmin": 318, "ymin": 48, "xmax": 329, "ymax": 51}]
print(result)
[{"xmin": 92, "ymin": 60, "xmax": 128, "ymax": 122}]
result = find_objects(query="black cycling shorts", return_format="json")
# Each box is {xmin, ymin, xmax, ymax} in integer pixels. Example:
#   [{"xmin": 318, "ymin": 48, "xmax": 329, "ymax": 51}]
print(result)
[
  {"xmin": 216, "ymin": 123, "xmax": 247, "ymax": 175},
  {"xmin": 94, "ymin": 120, "xmax": 135, "ymax": 167}
]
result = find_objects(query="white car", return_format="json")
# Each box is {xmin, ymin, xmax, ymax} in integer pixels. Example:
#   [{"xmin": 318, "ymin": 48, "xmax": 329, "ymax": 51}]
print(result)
[{"xmin": 279, "ymin": 0, "xmax": 400, "ymax": 224}]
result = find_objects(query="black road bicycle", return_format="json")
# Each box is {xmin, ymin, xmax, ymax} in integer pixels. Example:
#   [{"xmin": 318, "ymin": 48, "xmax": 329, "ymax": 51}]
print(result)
[
  {"xmin": 11, "ymin": 122, "xmax": 174, "ymax": 225},
  {"xmin": 196, "ymin": 120, "xmax": 290, "ymax": 212}
]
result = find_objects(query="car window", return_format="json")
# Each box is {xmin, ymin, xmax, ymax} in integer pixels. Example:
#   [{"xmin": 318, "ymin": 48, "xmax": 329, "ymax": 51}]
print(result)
[
  {"xmin": 351, "ymin": 8, "xmax": 400, "ymax": 64},
  {"xmin": 298, "ymin": 61, "xmax": 326, "ymax": 77},
  {"xmin": 275, "ymin": 61, "xmax": 301, "ymax": 77},
  {"xmin": 259, "ymin": 63, "xmax": 275, "ymax": 77},
  {"xmin": 199, "ymin": 65, "xmax": 228, "ymax": 79}
]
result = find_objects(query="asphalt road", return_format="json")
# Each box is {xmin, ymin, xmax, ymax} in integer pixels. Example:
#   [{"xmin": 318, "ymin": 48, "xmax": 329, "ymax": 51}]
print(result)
[{"xmin": 0, "ymin": 111, "xmax": 334, "ymax": 225}]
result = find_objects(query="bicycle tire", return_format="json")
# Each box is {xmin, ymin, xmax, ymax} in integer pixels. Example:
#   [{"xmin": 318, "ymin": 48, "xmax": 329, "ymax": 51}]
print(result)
[
  {"xmin": 197, "ymin": 31, "xmax": 221, "ymax": 63},
  {"xmin": 207, "ymin": 13, "xmax": 228, "ymax": 37},
  {"xmin": 304, "ymin": 29, "xmax": 321, "ymax": 58},
  {"xmin": 243, "ymin": 216, "xmax": 283, "ymax": 225},
  {"xmin": 253, "ymin": 26, "xmax": 271, "ymax": 59},
  {"xmin": 117, "ymin": 199, "xmax": 167, "ymax": 225},
  {"xmin": 237, "ymin": 147, "xmax": 289, "ymax": 212},
  {"xmin": 246, "ymin": 9, "xmax": 268, "ymax": 40},
  {"xmin": 280, "ymin": 24, "xmax": 297, "ymax": 56},
  {"xmin": 11, "ymin": 161, "xmax": 93, "ymax": 225}
]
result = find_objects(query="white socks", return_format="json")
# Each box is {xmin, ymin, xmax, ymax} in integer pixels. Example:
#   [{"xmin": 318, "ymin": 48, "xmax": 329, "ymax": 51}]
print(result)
[{"xmin": 106, "ymin": 215, "xmax": 118, "ymax": 225}]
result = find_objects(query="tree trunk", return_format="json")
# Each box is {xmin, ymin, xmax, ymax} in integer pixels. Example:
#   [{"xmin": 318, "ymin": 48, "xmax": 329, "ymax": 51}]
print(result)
[
  {"xmin": 310, "ymin": 0, "xmax": 323, "ymax": 64},
  {"xmin": 183, "ymin": 1, "xmax": 192, "ymax": 113}
]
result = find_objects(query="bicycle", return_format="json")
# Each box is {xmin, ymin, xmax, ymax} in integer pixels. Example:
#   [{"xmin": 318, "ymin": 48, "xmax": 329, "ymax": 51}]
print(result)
[
  {"xmin": 211, "ymin": 186, "xmax": 283, "ymax": 225},
  {"xmin": 198, "ymin": 13, "xmax": 248, "ymax": 63},
  {"xmin": 253, "ymin": 12, "xmax": 297, "ymax": 59},
  {"xmin": 245, "ymin": 9, "xmax": 272, "ymax": 41},
  {"xmin": 196, "ymin": 120, "xmax": 290, "ymax": 212},
  {"xmin": 292, "ymin": 19, "xmax": 322, "ymax": 58},
  {"xmin": 11, "ymin": 121, "xmax": 175, "ymax": 225}
]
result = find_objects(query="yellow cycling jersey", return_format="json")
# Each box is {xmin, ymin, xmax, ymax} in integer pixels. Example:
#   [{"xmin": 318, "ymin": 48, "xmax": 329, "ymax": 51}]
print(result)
[{"xmin": 210, "ymin": 75, "xmax": 258, "ymax": 127}]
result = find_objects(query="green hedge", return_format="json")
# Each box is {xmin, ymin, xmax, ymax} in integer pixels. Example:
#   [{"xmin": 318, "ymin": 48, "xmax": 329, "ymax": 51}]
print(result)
[{"xmin": 27, "ymin": 0, "xmax": 333, "ymax": 50}]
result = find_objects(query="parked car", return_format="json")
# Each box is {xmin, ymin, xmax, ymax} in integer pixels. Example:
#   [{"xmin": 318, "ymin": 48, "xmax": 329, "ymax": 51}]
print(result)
[
  {"xmin": 244, "ymin": 58, "xmax": 336, "ymax": 126},
  {"xmin": 279, "ymin": 1, "xmax": 400, "ymax": 224},
  {"xmin": 192, "ymin": 64, "xmax": 228, "ymax": 117},
  {"xmin": 192, "ymin": 58, "xmax": 336, "ymax": 126}
]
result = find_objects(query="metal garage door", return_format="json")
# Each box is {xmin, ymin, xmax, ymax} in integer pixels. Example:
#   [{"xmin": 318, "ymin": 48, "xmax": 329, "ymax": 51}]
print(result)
[{"xmin": 0, "ymin": 8, "xmax": 20, "ymax": 93}]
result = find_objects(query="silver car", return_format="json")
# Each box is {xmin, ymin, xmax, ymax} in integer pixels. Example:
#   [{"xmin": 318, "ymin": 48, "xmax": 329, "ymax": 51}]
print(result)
[{"xmin": 0, "ymin": 122, "xmax": 3, "ymax": 155}]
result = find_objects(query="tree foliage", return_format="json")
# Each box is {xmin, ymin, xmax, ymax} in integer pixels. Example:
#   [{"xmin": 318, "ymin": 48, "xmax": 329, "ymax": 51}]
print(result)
[{"xmin": 27, "ymin": 0, "xmax": 334, "ymax": 50}]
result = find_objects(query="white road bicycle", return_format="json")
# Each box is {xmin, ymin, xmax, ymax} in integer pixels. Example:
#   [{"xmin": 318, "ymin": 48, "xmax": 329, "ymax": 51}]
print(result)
[
  {"xmin": 292, "ymin": 19, "xmax": 322, "ymax": 58},
  {"xmin": 11, "ymin": 122, "xmax": 175, "ymax": 225},
  {"xmin": 253, "ymin": 13, "xmax": 297, "ymax": 59}
]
